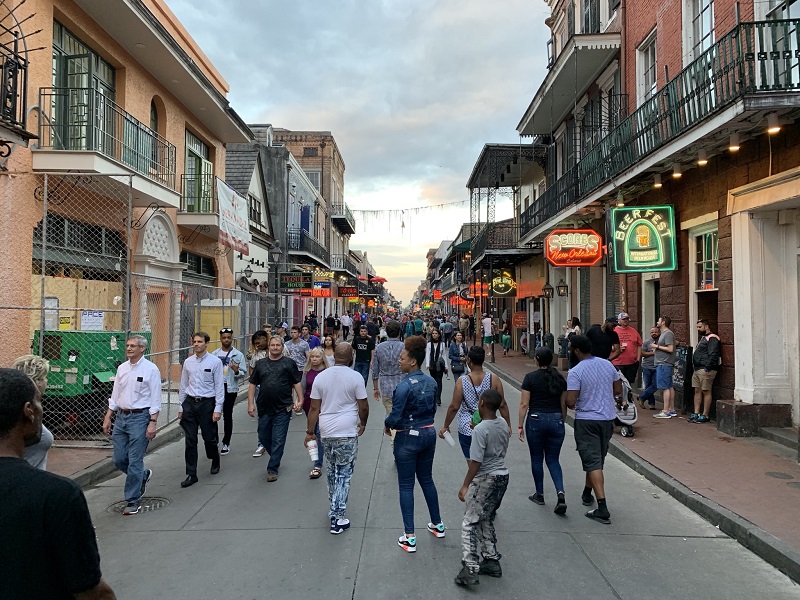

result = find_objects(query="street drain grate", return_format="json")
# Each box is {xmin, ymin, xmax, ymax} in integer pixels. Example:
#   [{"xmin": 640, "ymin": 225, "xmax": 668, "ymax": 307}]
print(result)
[
  {"xmin": 787, "ymin": 482, "xmax": 800, "ymax": 490},
  {"xmin": 107, "ymin": 497, "xmax": 171, "ymax": 514},
  {"xmin": 765, "ymin": 472, "xmax": 794, "ymax": 480}
]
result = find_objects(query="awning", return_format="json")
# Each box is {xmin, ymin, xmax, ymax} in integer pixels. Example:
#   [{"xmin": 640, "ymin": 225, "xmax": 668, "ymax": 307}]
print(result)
[{"xmin": 93, "ymin": 371, "xmax": 115, "ymax": 383}]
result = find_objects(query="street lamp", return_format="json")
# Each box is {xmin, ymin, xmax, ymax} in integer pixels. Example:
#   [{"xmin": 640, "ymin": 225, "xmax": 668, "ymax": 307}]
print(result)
[
  {"xmin": 243, "ymin": 265, "xmax": 253, "ymax": 279},
  {"xmin": 542, "ymin": 282, "xmax": 554, "ymax": 299},
  {"xmin": 269, "ymin": 243, "xmax": 283, "ymax": 324},
  {"xmin": 556, "ymin": 279, "xmax": 569, "ymax": 297}
]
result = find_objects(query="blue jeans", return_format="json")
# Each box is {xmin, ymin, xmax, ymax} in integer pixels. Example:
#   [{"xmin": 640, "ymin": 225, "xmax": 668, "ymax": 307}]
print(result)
[
  {"xmin": 112, "ymin": 411, "xmax": 150, "ymax": 503},
  {"xmin": 322, "ymin": 437, "xmax": 358, "ymax": 519},
  {"xmin": 394, "ymin": 427, "xmax": 441, "ymax": 534},
  {"xmin": 257, "ymin": 410, "xmax": 291, "ymax": 473},
  {"xmin": 353, "ymin": 361, "xmax": 370, "ymax": 386},
  {"xmin": 458, "ymin": 431, "xmax": 472, "ymax": 459},
  {"xmin": 524, "ymin": 412, "xmax": 565, "ymax": 495},
  {"xmin": 639, "ymin": 367, "xmax": 657, "ymax": 405}
]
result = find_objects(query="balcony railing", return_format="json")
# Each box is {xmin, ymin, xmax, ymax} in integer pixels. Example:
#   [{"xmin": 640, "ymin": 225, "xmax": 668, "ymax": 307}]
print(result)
[
  {"xmin": 0, "ymin": 29, "xmax": 29, "ymax": 136},
  {"xmin": 38, "ymin": 87, "xmax": 177, "ymax": 189},
  {"xmin": 287, "ymin": 228, "xmax": 330, "ymax": 265},
  {"xmin": 470, "ymin": 221, "xmax": 524, "ymax": 261},
  {"xmin": 331, "ymin": 253, "xmax": 358, "ymax": 275},
  {"xmin": 180, "ymin": 173, "xmax": 218, "ymax": 213},
  {"xmin": 441, "ymin": 272, "xmax": 455, "ymax": 290},
  {"xmin": 331, "ymin": 203, "xmax": 356, "ymax": 234},
  {"xmin": 521, "ymin": 20, "xmax": 800, "ymax": 239}
]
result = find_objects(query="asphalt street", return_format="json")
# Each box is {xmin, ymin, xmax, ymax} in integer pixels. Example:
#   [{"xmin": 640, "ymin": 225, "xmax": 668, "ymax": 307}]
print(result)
[{"xmin": 85, "ymin": 370, "xmax": 800, "ymax": 599}]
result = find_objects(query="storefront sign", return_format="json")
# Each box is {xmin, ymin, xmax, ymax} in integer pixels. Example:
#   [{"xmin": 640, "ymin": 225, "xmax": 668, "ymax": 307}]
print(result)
[
  {"xmin": 279, "ymin": 272, "xmax": 313, "ymax": 290},
  {"xmin": 300, "ymin": 288, "xmax": 312, "ymax": 297},
  {"xmin": 545, "ymin": 229, "xmax": 603, "ymax": 267},
  {"xmin": 491, "ymin": 269, "xmax": 517, "ymax": 297},
  {"xmin": 312, "ymin": 288, "xmax": 331, "ymax": 298},
  {"xmin": 217, "ymin": 179, "xmax": 251, "ymax": 255},
  {"xmin": 512, "ymin": 311, "xmax": 527, "ymax": 329},
  {"xmin": 610, "ymin": 206, "xmax": 677, "ymax": 273},
  {"xmin": 314, "ymin": 270, "xmax": 335, "ymax": 279},
  {"xmin": 433, "ymin": 290, "xmax": 442, "ymax": 299},
  {"xmin": 338, "ymin": 286, "xmax": 358, "ymax": 297}
]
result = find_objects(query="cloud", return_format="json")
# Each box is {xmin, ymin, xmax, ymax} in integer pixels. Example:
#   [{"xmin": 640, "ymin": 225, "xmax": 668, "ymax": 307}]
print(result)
[{"xmin": 168, "ymin": 0, "xmax": 550, "ymax": 302}]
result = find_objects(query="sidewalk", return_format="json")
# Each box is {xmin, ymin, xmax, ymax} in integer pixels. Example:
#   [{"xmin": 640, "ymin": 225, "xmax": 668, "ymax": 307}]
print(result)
[{"xmin": 485, "ymin": 350, "xmax": 800, "ymax": 581}]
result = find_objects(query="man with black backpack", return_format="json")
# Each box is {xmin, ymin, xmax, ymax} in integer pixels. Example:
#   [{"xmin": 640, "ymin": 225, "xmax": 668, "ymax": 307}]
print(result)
[{"xmin": 690, "ymin": 319, "xmax": 721, "ymax": 424}]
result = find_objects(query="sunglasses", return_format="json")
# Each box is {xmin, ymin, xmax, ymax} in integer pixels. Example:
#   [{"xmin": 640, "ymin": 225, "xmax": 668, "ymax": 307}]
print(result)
[{"xmin": 220, "ymin": 328, "xmax": 233, "ymax": 333}]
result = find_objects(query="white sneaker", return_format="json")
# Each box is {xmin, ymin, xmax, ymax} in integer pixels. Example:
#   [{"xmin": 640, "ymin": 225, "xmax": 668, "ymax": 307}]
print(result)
[
  {"xmin": 653, "ymin": 411, "xmax": 672, "ymax": 419},
  {"xmin": 220, "ymin": 444, "xmax": 230, "ymax": 455},
  {"xmin": 253, "ymin": 444, "xmax": 266, "ymax": 457}
]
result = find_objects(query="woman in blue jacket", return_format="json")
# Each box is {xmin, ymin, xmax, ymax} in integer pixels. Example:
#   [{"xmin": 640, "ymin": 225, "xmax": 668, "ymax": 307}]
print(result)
[{"xmin": 385, "ymin": 335, "xmax": 445, "ymax": 553}]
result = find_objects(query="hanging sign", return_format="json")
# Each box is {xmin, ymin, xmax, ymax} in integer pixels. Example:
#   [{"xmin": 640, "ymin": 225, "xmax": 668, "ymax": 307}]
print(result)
[
  {"xmin": 545, "ymin": 229, "xmax": 603, "ymax": 267},
  {"xmin": 433, "ymin": 290, "xmax": 442, "ymax": 299},
  {"xmin": 338, "ymin": 286, "xmax": 358, "ymax": 297},
  {"xmin": 512, "ymin": 311, "xmax": 528, "ymax": 328},
  {"xmin": 314, "ymin": 270, "xmax": 335, "ymax": 280},
  {"xmin": 491, "ymin": 269, "xmax": 517, "ymax": 297},
  {"xmin": 279, "ymin": 272, "xmax": 313, "ymax": 290},
  {"xmin": 610, "ymin": 206, "xmax": 677, "ymax": 273}
]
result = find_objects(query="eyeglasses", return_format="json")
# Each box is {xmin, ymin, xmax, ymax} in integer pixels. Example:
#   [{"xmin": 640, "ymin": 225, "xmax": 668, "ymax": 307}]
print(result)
[{"xmin": 220, "ymin": 328, "xmax": 233, "ymax": 333}]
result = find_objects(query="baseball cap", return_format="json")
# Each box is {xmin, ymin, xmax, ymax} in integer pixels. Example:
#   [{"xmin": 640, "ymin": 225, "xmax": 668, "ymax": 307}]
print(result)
[
  {"xmin": 617, "ymin": 312, "xmax": 630, "ymax": 320},
  {"xmin": 606, "ymin": 315, "xmax": 619, "ymax": 325}
]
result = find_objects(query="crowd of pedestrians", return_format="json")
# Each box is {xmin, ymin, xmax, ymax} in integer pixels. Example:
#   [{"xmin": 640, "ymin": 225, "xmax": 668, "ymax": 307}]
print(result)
[{"xmin": 3, "ymin": 308, "xmax": 714, "ymax": 596}]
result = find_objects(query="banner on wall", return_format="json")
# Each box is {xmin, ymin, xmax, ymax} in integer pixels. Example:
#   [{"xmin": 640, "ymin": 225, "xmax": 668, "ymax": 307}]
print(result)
[
  {"xmin": 610, "ymin": 206, "xmax": 677, "ymax": 273},
  {"xmin": 217, "ymin": 179, "xmax": 251, "ymax": 255}
]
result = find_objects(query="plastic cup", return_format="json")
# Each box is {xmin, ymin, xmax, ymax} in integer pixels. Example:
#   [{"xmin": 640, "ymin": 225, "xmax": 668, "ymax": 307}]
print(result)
[
  {"xmin": 306, "ymin": 439, "xmax": 319, "ymax": 462},
  {"xmin": 443, "ymin": 431, "xmax": 456, "ymax": 448}
]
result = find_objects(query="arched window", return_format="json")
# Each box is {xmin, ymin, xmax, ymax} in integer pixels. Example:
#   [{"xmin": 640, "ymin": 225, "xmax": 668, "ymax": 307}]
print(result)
[{"xmin": 150, "ymin": 99, "xmax": 158, "ymax": 133}]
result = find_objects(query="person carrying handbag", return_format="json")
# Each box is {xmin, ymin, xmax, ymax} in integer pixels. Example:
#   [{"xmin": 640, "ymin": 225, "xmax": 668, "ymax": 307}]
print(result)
[
  {"xmin": 425, "ymin": 328, "xmax": 449, "ymax": 406},
  {"xmin": 449, "ymin": 331, "xmax": 468, "ymax": 376}
]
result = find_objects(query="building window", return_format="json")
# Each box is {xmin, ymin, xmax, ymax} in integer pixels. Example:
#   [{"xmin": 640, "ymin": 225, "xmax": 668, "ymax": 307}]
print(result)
[
  {"xmin": 303, "ymin": 147, "xmax": 319, "ymax": 157},
  {"xmin": 52, "ymin": 21, "xmax": 115, "ymax": 95},
  {"xmin": 694, "ymin": 229, "xmax": 718, "ymax": 291},
  {"xmin": 567, "ymin": 1, "xmax": 575, "ymax": 38},
  {"xmin": 180, "ymin": 251, "xmax": 216, "ymax": 277},
  {"xmin": 184, "ymin": 131, "xmax": 213, "ymax": 212},
  {"xmin": 582, "ymin": 0, "xmax": 600, "ymax": 34},
  {"xmin": 637, "ymin": 32, "xmax": 657, "ymax": 105},
  {"xmin": 305, "ymin": 170, "xmax": 321, "ymax": 191},
  {"xmin": 249, "ymin": 194, "xmax": 263, "ymax": 226},
  {"xmin": 690, "ymin": 0, "xmax": 715, "ymax": 58}
]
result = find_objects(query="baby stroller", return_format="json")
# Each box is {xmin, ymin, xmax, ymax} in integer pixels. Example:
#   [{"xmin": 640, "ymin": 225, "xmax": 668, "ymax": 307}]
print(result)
[{"xmin": 614, "ymin": 370, "xmax": 638, "ymax": 437}]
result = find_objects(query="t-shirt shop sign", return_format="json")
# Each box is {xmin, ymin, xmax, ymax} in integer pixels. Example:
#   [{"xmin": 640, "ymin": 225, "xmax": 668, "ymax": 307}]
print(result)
[{"xmin": 610, "ymin": 206, "xmax": 677, "ymax": 273}]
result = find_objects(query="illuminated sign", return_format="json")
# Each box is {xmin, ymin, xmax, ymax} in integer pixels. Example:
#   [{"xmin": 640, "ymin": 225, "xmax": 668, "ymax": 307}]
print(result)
[
  {"xmin": 491, "ymin": 269, "xmax": 517, "ymax": 297},
  {"xmin": 300, "ymin": 288, "xmax": 312, "ymax": 296},
  {"xmin": 433, "ymin": 290, "xmax": 442, "ymax": 299},
  {"xmin": 338, "ymin": 286, "xmax": 358, "ymax": 297},
  {"xmin": 545, "ymin": 229, "xmax": 603, "ymax": 267},
  {"xmin": 312, "ymin": 288, "xmax": 331, "ymax": 298},
  {"xmin": 279, "ymin": 272, "xmax": 312, "ymax": 290},
  {"xmin": 314, "ymin": 270, "xmax": 335, "ymax": 279},
  {"xmin": 610, "ymin": 206, "xmax": 677, "ymax": 273}
]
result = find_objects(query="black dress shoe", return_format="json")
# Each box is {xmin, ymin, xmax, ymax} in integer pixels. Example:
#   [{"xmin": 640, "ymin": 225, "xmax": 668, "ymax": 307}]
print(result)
[
  {"xmin": 210, "ymin": 464, "xmax": 220, "ymax": 475},
  {"xmin": 181, "ymin": 475, "xmax": 199, "ymax": 488}
]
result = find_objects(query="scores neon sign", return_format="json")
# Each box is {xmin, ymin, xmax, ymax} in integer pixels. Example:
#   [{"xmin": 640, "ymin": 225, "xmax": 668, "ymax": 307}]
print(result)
[{"xmin": 545, "ymin": 229, "xmax": 603, "ymax": 267}]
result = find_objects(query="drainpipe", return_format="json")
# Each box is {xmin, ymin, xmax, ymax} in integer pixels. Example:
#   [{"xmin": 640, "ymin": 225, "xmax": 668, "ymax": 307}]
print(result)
[{"xmin": 619, "ymin": 0, "xmax": 627, "ymax": 100}]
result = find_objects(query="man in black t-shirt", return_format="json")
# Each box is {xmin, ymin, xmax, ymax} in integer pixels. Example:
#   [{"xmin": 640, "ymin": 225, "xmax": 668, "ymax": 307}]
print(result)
[
  {"xmin": 352, "ymin": 325, "xmax": 376, "ymax": 385},
  {"xmin": 0, "ymin": 369, "xmax": 116, "ymax": 600},
  {"xmin": 585, "ymin": 318, "xmax": 621, "ymax": 361},
  {"xmin": 248, "ymin": 336, "xmax": 303, "ymax": 482}
]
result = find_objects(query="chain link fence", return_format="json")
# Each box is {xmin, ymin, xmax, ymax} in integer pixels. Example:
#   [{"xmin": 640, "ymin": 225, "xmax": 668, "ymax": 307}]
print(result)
[{"xmin": 0, "ymin": 172, "xmax": 264, "ymax": 446}]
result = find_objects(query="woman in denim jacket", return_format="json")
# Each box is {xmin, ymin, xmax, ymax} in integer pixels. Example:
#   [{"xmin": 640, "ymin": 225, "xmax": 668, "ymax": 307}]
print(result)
[
  {"xmin": 449, "ymin": 331, "xmax": 469, "ymax": 376},
  {"xmin": 385, "ymin": 335, "xmax": 445, "ymax": 553}
]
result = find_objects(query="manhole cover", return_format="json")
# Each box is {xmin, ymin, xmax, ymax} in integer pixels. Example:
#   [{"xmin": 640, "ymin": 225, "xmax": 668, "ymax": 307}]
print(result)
[
  {"xmin": 107, "ymin": 496, "xmax": 171, "ymax": 514},
  {"xmin": 787, "ymin": 482, "xmax": 800, "ymax": 489},
  {"xmin": 765, "ymin": 471, "xmax": 794, "ymax": 480}
]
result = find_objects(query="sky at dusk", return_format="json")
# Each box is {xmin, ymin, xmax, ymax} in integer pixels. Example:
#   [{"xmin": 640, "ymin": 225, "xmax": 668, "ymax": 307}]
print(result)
[{"xmin": 168, "ymin": 0, "xmax": 551, "ymax": 303}]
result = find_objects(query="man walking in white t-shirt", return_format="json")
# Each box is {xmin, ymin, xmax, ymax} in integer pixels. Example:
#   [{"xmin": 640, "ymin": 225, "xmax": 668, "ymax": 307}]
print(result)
[
  {"xmin": 305, "ymin": 344, "xmax": 369, "ymax": 534},
  {"xmin": 481, "ymin": 313, "xmax": 495, "ymax": 357}
]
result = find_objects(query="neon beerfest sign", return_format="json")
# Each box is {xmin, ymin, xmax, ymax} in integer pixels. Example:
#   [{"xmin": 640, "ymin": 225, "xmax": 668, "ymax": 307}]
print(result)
[
  {"xmin": 545, "ymin": 229, "xmax": 603, "ymax": 267},
  {"xmin": 610, "ymin": 206, "xmax": 677, "ymax": 273}
]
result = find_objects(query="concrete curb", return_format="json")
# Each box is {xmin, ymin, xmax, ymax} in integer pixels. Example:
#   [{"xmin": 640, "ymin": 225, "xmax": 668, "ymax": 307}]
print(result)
[
  {"xmin": 71, "ymin": 391, "xmax": 249, "ymax": 490},
  {"xmin": 486, "ymin": 362, "xmax": 800, "ymax": 585}
]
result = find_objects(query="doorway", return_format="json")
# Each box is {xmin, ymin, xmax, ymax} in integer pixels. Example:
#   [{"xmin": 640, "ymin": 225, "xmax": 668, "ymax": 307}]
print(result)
[{"xmin": 642, "ymin": 275, "xmax": 660, "ymax": 329}]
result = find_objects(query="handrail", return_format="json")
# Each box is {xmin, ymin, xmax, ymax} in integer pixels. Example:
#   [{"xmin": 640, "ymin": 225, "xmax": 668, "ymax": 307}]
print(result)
[
  {"xmin": 38, "ymin": 87, "xmax": 177, "ymax": 189},
  {"xmin": 0, "ymin": 31, "xmax": 28, "ymax": 133},
  {"xmin": 287, "ymin": 228, "xmax": 330, "ymax": 264},
  {"xmin": 521, "ymin": 20, "xmax": 800, "ymax": 239}
]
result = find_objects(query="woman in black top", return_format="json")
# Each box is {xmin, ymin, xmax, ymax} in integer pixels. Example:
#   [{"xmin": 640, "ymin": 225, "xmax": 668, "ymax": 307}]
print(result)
[
  {"xmin": 424, "ymin": 328, "xmax": 449, "ymax": 406},
  {"xmin": 518, "ymin": 347, "xmax": 568, "ymax": 514}
]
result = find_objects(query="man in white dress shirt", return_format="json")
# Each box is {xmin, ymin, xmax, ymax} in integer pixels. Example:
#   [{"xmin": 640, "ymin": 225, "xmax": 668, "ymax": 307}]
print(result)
[
  {"xmin": 102, "ymin": 335, "xmax": 162, "ymax": 515},
  {"xmin": 178, "ymin": 331, "xmax": 224, "ymax": 488}
]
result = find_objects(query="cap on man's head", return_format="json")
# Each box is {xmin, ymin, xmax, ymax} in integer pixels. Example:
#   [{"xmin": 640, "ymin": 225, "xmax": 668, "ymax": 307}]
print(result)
[
  {"xmin": 617, "ymin": 312, "xmax": 630, "ymax": 320},
  {"xmin": 606, "ymin": 315, "xmax": 619, "ymax": 325}
]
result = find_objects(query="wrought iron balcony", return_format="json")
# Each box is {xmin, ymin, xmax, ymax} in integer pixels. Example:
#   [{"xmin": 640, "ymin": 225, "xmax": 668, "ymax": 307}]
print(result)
[
  {"xmin": 331, "ymin": 203, "xmax": 356, "ymax": 234},
  {"xmin": 0, "ymin": 28, "xmax": 32, "ymax": 143},
  {"xmin": 331, "ymin": 253, "xmax": 358, "ymax": 276},
  {"xmin": 38, "ymin": 87, "xmax": 177, "ymax": 189},
  {"xmin": 287, "ymin": 228, "xmax": 330, "ymax": 266},
  {"xmin": 521, "ymin": 20, "xmax": 800, "ymax": 239},
  {"xmin": 470, "ymin": 221, "xmax": 521, "ymax": 262},
  {"xmin": 441, "ymin": 272, "xmax": 455, "ymax": 290}
]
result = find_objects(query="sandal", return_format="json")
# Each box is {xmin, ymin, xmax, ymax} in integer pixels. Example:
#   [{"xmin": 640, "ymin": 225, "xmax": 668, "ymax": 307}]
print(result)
[{"xmin": 309, "ymin": 467, "xmax": 322, "ymax": 479}]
